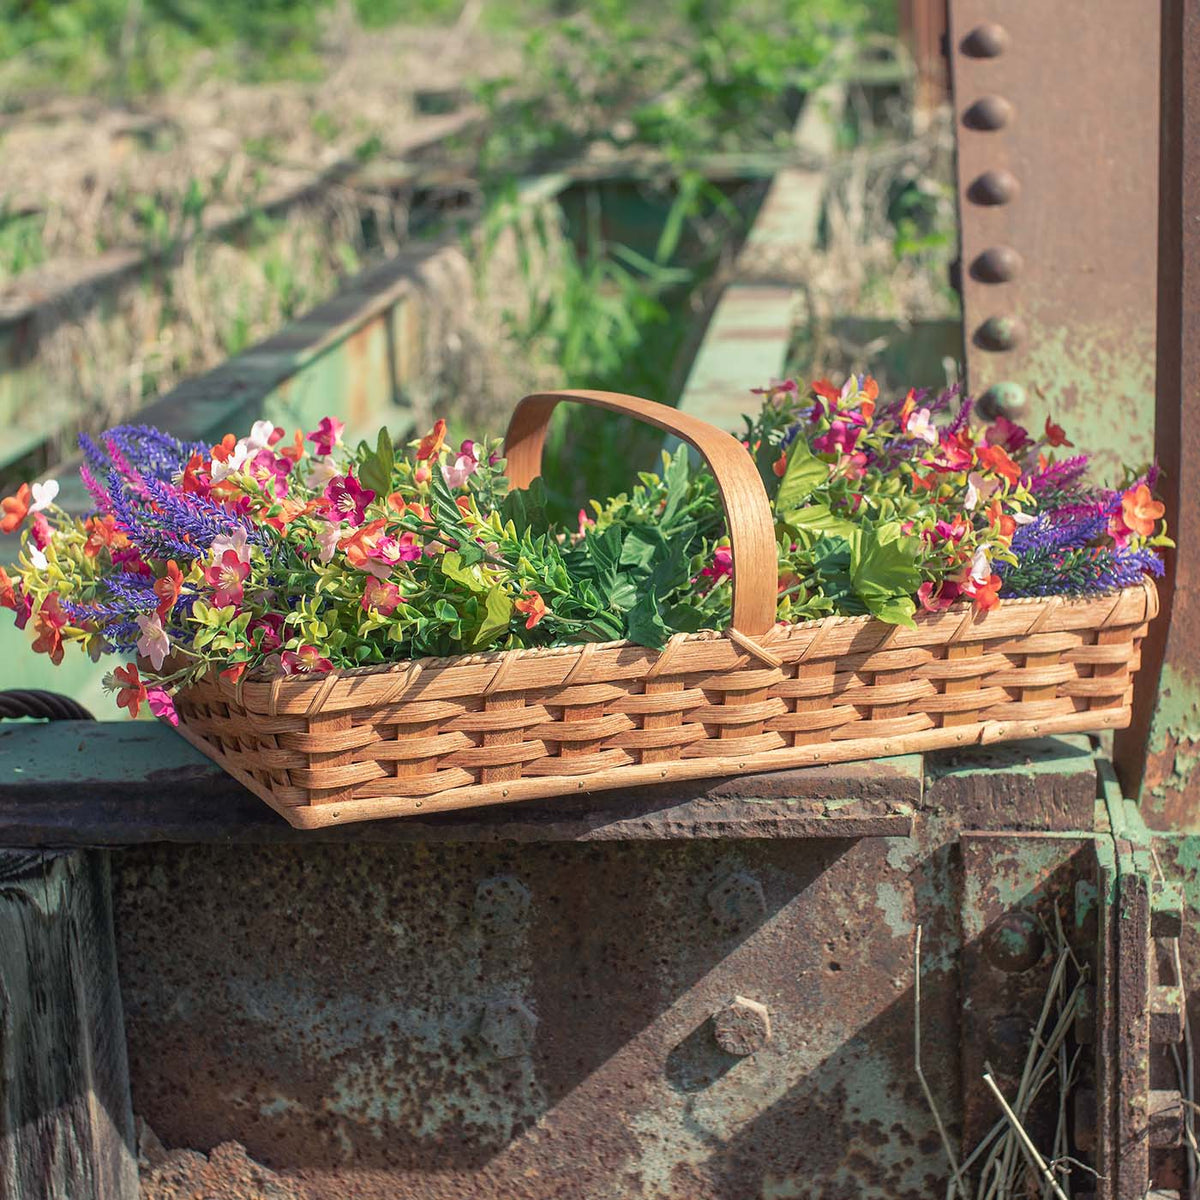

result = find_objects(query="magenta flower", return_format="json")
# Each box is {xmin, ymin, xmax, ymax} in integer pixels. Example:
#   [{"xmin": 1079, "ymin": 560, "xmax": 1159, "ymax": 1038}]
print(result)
[
  {"xmin": 324, "ymin": 473, "xmax": 375, "ymax": 527},
  {"xmin": 985, "ymin": 415, "xmax": 1032, "ymax": 454},
  {"xmin": 441, "ymin": 440, "xmax": 479, "ymax": 489},
  {"xmin": 147, "ymin": 687, "xmax": 179, "ymax": 726},
  {"xmin": 280, "ymin": 645, "xmax": 334, "ymax": 675},
  {"xmin": 700, "ymin": 545, "xmax": 733, "ymax": 582},
  {"xmin": 250, "ymin": 449, "xmax": 292, "ymax": 497},
  {"xmin": 812, "ymin": 420, "xmax": 860, "ymax": 456},
  {"xmin": 307, "ymin": 416, "xmax": 345, "ymax": 457},
  {"xmin": 249, "ymin": 613, "xmax": 285, "ymax": 653}
]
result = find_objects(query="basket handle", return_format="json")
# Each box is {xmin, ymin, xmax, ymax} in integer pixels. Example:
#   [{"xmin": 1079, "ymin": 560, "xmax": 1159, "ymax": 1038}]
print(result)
[{"xmin": 503, "ymin": 389, "xmax": 778, "ymax": 638}]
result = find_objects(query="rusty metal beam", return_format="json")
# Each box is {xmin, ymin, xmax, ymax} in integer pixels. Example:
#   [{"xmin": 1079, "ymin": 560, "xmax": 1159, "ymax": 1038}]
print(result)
[
  {"xmin": 1116, "ymin": 0, "xmax": 1200, "ymax": 823},
  {"xmin": 948, "ymin": 1, "xmax": 1160, "ymax": 480}
]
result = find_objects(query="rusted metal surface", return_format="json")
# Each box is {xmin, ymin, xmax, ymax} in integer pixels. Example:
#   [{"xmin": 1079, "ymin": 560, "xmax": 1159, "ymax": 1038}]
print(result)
[
  {"xmin": 1117, "ymin": 0, "xmax": 1200, "ymax": 827},
  {"xmin": 948, "ymin": 1, "xmax": 1160, "ymax": 479},
  {"xmin": 896, "ymin": 1, "xmax": 949, "ymax": 113}
]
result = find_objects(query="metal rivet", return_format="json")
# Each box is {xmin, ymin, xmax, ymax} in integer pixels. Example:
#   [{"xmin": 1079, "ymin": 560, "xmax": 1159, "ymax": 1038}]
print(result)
[
  {"xmin": 984, "ymin": 911, "xmax": 1045, "ymax": 974},
  {"xmin": 979, "ymin": 382, "xmax": 1028, "ymax": 420},
  {"xmin": 971, "ymin": 246, "xmax": 1024, "ymax": 283},
  {"xmin": 707, "ymin": 871, "xmax": 766, "ymax": 928},
  {"xmin": 975, "ymin": 315, "xmax": 1025, "ymax": 351},
  {"xmin": 713, "ymin": 996, "xmax": 771, "ymax": 1056},
  {"xmin": 961, "ymin": 22, "xmax": 1010, "ymax": 58},
  {"xmin": 968, "ymin": 169, "xmax": 1021, "ymax": 206},
  {"xmin": 963, "ymin": 95, "xmax": 1015, "ymax": 131},
  {"xmin": 479, "ymin": 997, "xmax": 538, "ymax": 1059}
]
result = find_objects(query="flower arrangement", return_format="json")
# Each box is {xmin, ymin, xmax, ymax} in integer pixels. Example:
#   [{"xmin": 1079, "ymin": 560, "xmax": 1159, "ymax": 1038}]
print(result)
[{"xmin": 0, "ymin": 377, "xmax": 1168, "ymax": 725}]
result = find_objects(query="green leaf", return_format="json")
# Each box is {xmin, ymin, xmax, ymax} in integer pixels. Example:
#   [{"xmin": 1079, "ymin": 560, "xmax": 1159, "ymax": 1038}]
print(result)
[
  {"xmin": 775, "ymin": 437, "xmax": 829, "ymax": 514},
  {"xmin": 471, "ymin": 586, "xmax": 514, "ymax": 648},
  {"xmin": 849, "ymin": 524, "xmax": 922, "ymax": 612},
  {"xmin": 501, "ymin": 477, "xmax": 548, "ymax": 532},
  {"xmin": 439, "ymin": 550, "xmax": 488, "ymax": 594},
  {"xmin": 626, "ymin": 591, "xmax": 670, "ymax": 649},
  {"xmin": 864, "ymin": 595, "xmax": 917, "ymax": 629},
  {"xmin": 777, "ymin": 504, "xmax": 856, "ymax": 540}
]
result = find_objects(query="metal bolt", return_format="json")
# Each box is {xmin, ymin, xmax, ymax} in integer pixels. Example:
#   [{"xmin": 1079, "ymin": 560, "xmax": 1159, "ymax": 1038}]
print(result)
[
  {"xmin": 978, "ymin": 382, "xmax": 1028, "ymax": 420},
  {"xmin": 713, "ymin": 996, "xmax": 771, "ymax": 1056},
  {"xmin": 963, "ymin": 95, "xmax": 1015, "ymax": 131},
  {"xmin": 707, "ymin": 871, "xmax": 766, "ymax": 928},
  {"xmin": 479, "ymin": 998, "xmax": 538, "ymax": 1060},
  {"xmin": 984, "ymin": 911, "xmax": 1045, "ymax": 974},
  {"xmin": 961, "ymin": 22, "xmax": 1010, "ymax": 58},
  {"xmin": 1148, "ymin": 1089, "xmax": 1186, "ymax": 1148},
  {"xmin": 975, "ymin": 315, "xmax": 1025, "ymax": 352},
  {"xmin": 968, "ymin": 169, "xmax": 1021, "ymax": 206},
  {"xmin": 474, "ymin": 874, "xmax": 531, "ymax": 937},
  {"xmin": 971, "ymin": 246, "xmax": 1023, "ymax": 284}
]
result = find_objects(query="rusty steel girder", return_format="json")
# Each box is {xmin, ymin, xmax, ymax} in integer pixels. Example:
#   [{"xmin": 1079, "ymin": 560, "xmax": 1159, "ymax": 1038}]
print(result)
[{"xmin": 948, "ymin": 1, "xmax": 1160, "ymax": 480}]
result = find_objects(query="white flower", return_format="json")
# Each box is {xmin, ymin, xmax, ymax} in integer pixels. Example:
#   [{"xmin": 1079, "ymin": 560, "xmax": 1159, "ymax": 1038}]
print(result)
[
  {"xmin": 1013, "ymin": 510, "xmax": 1035, "ymax": 525},
  {"xmin": 906, "ymin": 407, "xmax": 938, "ymax": 446},
  {"xmin": 209, "ymin": 442, "xmax": 250, "ymax": 483},
  {"xmin": 209, "ymin": 527, "xmax": 251, "ymax": 564},
  {"xmin": 28, "ymin": 545, "xmax": 48, "ymax": 570},
  {"xmin": 305, "ymin": 456, "xmax": 340, "ymax": 491},
  {"xmin": 241, "ymin": 420, "xmax": 278, "ymax": 453},
  {"xmin": 29, "ymin": 479, "xmax": 59, "ymax": 513},
  {"xmin": 969, "ymin": 546, "xmax": 992, "ymax": 587},
  {"xmin": 964, "ymin": 476, "xmax": 979, "ymax": 511},
  {"xmin": 316, "ymin": 522, "xmax": 343, "ymax": 564},
  {"xmin": 136, "ymin": 613, "xmax": 170, "ymax": 671}
]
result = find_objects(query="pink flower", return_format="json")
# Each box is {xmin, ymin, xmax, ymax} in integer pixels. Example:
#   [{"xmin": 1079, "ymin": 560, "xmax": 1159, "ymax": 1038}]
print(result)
[
  {"xmin": 441, "ymin": 440, "xmax": 479, "ymax": 489},
  {"xmin": 135, "ymin": 612, "xmax": 170, "ymax": 671},
  {"xmin": 324, "ymin": 474, "xmax": 375, "ymax": 527},
  {"xmin": 14, "ymin": 589, "xmax": 32, "ymax": 630},
  {"xmin": 905, "ymin": 407, "xmax": 938, "ymax": 446},
  {"xmin": 280, "ymin": 645, "xmax": 333, "ymax": 675},
  {"xmin": 918, "ymin": 581, "xmax": 959, "ymax": 612},
  {"xmin": 30, "ymin": 513, "xmax": 51, "ymax": 550},
  {"xmin": 307, "ymin": 417, "xmax": 345, "ymax": 457},
  {"xmin": 147, "ymin": 687, "xmax": 178, "ymax": 727},
  {"xmin": 700, "ymin": 545, "xmax": 733, "ymax": 582},
  {"xmin": 812, "ymin": 420, "xmax": 860, "ymax": 456},
  {"xmin": 362, "ymin": 577, "xmax": 404, "ymax": 615},
  {"xmin": 578, "ymin": 508, "xmax": 596, "ymax": 537},
  {"xmin": 315, "ymin": 523, "xmax": 342, "ymax": 564},
  {"xmin": 204, "ymin": 548, "xmax": 251, "ymax": 607},
  {"xmin": 249, "ymin": 449, "xmax": 292, "ymax": 497}
]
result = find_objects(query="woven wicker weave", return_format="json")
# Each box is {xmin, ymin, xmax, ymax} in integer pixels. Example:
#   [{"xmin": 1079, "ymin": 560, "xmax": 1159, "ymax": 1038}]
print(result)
[{"xmin": 169, "ymin": 390, "xmax": 1160, "ymax": 828}]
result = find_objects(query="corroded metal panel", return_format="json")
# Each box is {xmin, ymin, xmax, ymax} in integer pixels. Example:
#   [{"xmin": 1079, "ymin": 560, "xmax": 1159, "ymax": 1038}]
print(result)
[
  {"xmin": 948, "ymin": 1, "xmax": 1159, "ymax": 478},
  {"xmin": 115, "ymin": 836, "xmax": 953, "ymax": 1200}
]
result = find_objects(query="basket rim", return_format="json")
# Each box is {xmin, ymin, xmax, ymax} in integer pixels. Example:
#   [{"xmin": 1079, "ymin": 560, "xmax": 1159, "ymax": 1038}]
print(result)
[{"xmin": 220, "ymin": 578, "xmax": 1158, "ymax": 694}]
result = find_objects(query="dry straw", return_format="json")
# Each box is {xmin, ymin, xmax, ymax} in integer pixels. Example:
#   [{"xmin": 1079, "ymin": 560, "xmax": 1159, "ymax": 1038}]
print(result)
[{"xmin": 171, "ymin": 390, "xmax": 1160, "ymax": 828}]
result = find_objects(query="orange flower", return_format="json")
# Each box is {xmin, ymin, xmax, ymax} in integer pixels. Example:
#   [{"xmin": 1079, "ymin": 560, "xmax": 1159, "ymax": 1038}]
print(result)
[
  {"xmin": 0, "ymin": 565, "xmax": 14, "ymax": 610},
  {"xmin": 221, "ymin": 661, "xmax": 248, "ymax": 686},
  {"xmin": 514, "ymin": 590, "xmax": 547, "ymax": 629},
  {"xmin": 112, "ymin": 663, "xmax": 147, "ymax": 718},
  {"xmin": 1, "ymin": 483, "xmax": 30, "ymax": 534},
  {"xmin": 31, "ymin": 592, "xmax": 67, "ymax": 665},
  {"xmin": 83, "ymin": 514, "xmax": 129, "ymax": 557},
  {"xmin": 1044, "ymin": 416, "xmax": 1073, "ymax": 448},
  {"xmin": 969, "ymin": 574, "xmax": 1003, "ymax": 611},
  {"xmin": 976, "ymin": 444, "xmax": 1021, "ymax": 485},
  {"xmin": 859, "ymin": 376, "xmax": 878, "ymax": 420},
  {"xmin": 387, "ymin": 492, "xmax": 408, "ymax": 516},
  {"xmin": 154, "ymin": 560, "xmax": 184, "ymax": 619},
  {"xmin": 985, "ymin": 499, "xmax": 1016, "ymax": 541},
  {"xmin": 279, "ymin": 429, "xmax": 307, "ymax": 463},
  {"xmin": 772, "ymin": 451, "xmax": 788, "ymax": 477},
  {"xmin": 417, "ymin": 419, "xmax": 447, "ymax": 461},
  {"xmin": 1121, "ymin": 483, "xmax": 1165, "ymax": 538},
  {"xmin": 210, "ymin": 434, "xmax": 238, "ymax": 464},
  {"xmin": 898, "ymin": 388, "xmax": 917, "ymax": 431},
  {"xmin": 339, "ymin": 519, "xmax": 388, "ymax": 569}
]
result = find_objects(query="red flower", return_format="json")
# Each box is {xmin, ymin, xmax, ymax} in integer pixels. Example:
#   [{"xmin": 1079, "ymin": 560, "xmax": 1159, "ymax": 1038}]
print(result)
[
  {"xmin": 83, "ymin": 514, "xmax": 129, "ymax": 557},
  {"xmin": 417, "ymin": 419, "xmax": 448, "ymax": 461},
  {"xmin": 927, "ymin": 431, "xmax": 974, "ymax": 473},
  {"xmin": 1, "ymin": 483, "xmax": 30, "ymax": 534},
  {"xmin": 362, "ymin": 577, "xmax": 404, "ymax": 615},
  {"xmin": 772, "ymin": 451, "xmax": 789, "ymax": 477},
  {"xmin": 918, "ymin": 581, "xmax": 959, "ymax": 612},
  {"xmin": 248, "ymin": 613, "xmax": 286, "ymax": 653},
  {"xmin": 1044, "ymin": 416, "xmax": 1073, "ymax": 448},
  {"xmin": 985, "ymin": 416, "xmax": 1031, "ymax": 453},
  {"xmin": 112, "ymin": 663, "xmax": 147, "ymax": 718},
  {"xmin": 31, "ymin": 592, "xmax": 68, "ymax": 665},
  {"xmin": 221, "ymin": 661, "xmax": 248, "ymax": 686},
  {"xmin": 280, "ymin": 645, "xmax": 333, "ymax": 675},
  {"xmin": 966, "ymin": 574, "xmax": 1003, "ymax": 611},
  {"xmin": 1121, "ymin": 483, "xmax": 1165, "ymax": 538},
  {"xmin": 324, "ymin": 474, "xmax": 375, "ymax": 527},
  {"xmin": 180, "ymin": 453, "xmax": 211, "ymax": 496},
  {"xmin": 154, "ymin": 560, "xmax": 184, "ymax": 619},
  {"xmin": 203, "ymin": 549, "xmax": 250, "ymax": 608},
  {"xmin": 812, "ymin": 379, "xmax": 840, "ymax": 404},
  {"xmin": 514, "ymin": 590, "xmax": 548, "ymax": 629},
  {"xmin": 985, "ymin": 499, "xmax": 1016, "ymax": 542},
  {"xmin": 339, "ymin": 519, "xmax": 388, "ymax": 569}
]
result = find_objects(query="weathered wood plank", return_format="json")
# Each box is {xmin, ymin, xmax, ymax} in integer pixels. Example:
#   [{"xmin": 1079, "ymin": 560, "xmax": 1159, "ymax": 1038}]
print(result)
[{"xmin": 0, "ymin": 850, "xmax": 136, "ymax": 1200}]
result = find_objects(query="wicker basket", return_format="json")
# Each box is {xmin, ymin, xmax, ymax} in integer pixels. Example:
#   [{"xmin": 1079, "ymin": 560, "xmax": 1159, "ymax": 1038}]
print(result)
[{"xmin": 170, "ymin": 390, "xmax": 1160, "ymax": 828}]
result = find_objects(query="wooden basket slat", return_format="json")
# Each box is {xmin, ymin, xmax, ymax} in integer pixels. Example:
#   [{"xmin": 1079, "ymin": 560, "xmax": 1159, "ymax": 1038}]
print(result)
[{"xmin": 175, "ymin": 583, "xmax": 1158, "ymax": 828}]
